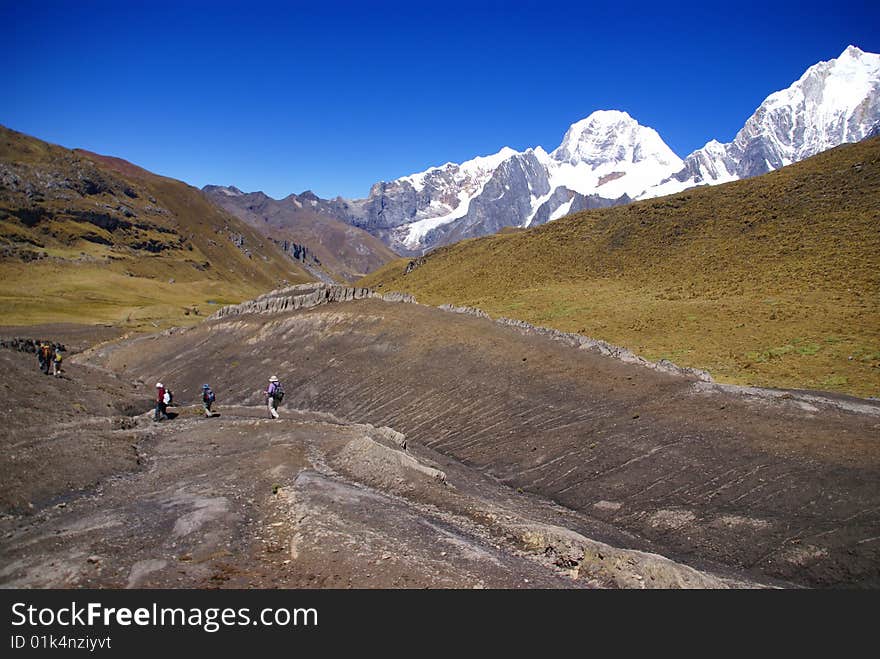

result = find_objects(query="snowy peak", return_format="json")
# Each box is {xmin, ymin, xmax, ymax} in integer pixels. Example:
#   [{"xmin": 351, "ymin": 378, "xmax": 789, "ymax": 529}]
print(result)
[
  {"xmin": 461, "ymin": 146, "xmax": 519, "ymax": 172},
  {"xmin": 747, "ymin": 44, "xmax": 880, "ymax": 166},
  {"xmin": 551, "ymin": 110, "xmax": 681, "ymax": 168},
  {"xmin": 546, "ymin": 111, "xmax": 683, "ymax": 201},
  {"xmin": 737, "ymin": 45, "xmax": 880, "ymax": 161},
  {"xmin": 641, "ymin": 45, "xmax": 880, "ymax": 199},
  {"xmin": 345, "ymin": 46, "xmax": 880, "ymax": 252},
  {"xmin": 830, "ymin": 44, "xmax": 879, "ymax": 77},
  {"xmin": 398, "ymin": 146, "xmax": 519, "ymax": 193}
]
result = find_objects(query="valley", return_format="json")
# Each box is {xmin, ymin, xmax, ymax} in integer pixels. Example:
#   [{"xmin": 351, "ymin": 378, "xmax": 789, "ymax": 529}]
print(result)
[
  {"xmin": 1, "ymin": 39, "xmax": 878, "ymax": 593},
  {"xmin": 203, "ymin": 186, "xmax": 397, "ymax": 284},
  {"xmin": 1, "ymin": 286, "xmax": 878, "ymax": 589}
]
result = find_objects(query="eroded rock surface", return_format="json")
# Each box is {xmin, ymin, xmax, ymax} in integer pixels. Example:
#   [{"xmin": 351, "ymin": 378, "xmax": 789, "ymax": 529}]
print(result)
[
  {"xmin": 4, "ymin": 292, "xmax": 880, "ymax": 588},
  {"xmin": 3, "ymin": 405, "xmax": 729, "ymax": 589}
]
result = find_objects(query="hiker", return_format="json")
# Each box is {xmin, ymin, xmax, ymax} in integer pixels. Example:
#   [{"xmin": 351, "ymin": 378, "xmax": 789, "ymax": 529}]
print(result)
[
  {"xmin": 39, "ymin": 342, "xmax": 52, "ymax": 375},
  {"xmin": 36, "ymin": 342, "xmax": 46, "ymax": 373},
  {"xmin": 154, "ymin": 382, "xmax": 169, "ymax": 421},
  {"xmin": 52, "ymin": 345, "xmax": 63, "ymax": 377},
  {"xmin": 201, "ymin": 384, "xmax": 215, "ymax": 417},
  {"xmin": 265, "ymin": 375, "xmax": 284, "ymax": 419}
]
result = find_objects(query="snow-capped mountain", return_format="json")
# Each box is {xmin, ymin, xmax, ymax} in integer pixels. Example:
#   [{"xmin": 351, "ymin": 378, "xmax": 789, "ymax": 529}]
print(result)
[
  {"xmin": 243, "ymin": 45, "xmax": 872, "ymax": 256},
  {"xmin": 342, "ymin": 146, "xmax": 536, "ymax": 250},
  {"xmin": 344, "ymin": 45, "xmax": 880, "ymax": 255},
  {"xmin": 646, "ymin": 45, "xmax": 880, "ymax": 198},
  {"xmin": 345, "ymin": 110, "xmax": 682, "ymax": 254},
  {"xmin": 548, "ymin": 110, "xmax": 683, "ymax": 198}
]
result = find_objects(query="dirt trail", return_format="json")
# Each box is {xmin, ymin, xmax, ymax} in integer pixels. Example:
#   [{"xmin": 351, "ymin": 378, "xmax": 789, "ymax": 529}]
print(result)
[{"xmin": 79, "ymin": 294, "xmax": 880, "ymax": 588}]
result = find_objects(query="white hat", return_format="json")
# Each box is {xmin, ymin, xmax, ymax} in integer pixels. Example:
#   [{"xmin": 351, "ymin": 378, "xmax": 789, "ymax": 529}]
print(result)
[
  {"xmin": 269, "ymin": 375, "xmax": 278, "ymax": 382},
  {"xmin": 156, "ymin": 382, "xmax": 163, "ymax": 388}
]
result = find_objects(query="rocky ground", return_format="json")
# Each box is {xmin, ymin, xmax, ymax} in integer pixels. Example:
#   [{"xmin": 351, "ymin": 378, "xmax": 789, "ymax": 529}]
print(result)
[
  {"xmin": 1, "ymin": 396, "xmax": 740, "ymax": 589},
  {"xmin": 0, "ymin": 325, "xmax": 143, "ymax": 512},
  {"xmin": 0, "ymin": 405, "xmax": 569, "ymax": 588},
  {"xmin": 1, "ymin": 291, "xmax": 879, "ymax": 588}
]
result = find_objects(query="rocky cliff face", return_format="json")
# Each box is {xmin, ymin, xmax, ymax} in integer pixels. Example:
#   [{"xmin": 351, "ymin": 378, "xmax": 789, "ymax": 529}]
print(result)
[
  {"xmin": 403, "ymin": 149, "xmax": 554, "ymax": 248},
  {"xmin": 529, "ymin": 188, "xmax": 630, "ymax": 227},
  {"xmin": 345, "ymin": 147, "xmax": 521, "ymax": 239},
  {"xmin": 649, "ymin": 45, "xmax": 880, "ymax": 196}
]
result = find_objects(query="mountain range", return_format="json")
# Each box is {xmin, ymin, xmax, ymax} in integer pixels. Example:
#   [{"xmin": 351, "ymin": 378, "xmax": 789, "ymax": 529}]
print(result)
[
  {"xmin": 202, "ymin": 186, "xmax": 396, "ymax": 283},
  {"xmin": 213, "ymin": 45, "xmax": 879, "ymax": 256},
  {"xmin": 3, "ymin": 44, "xmax": 877, "ymax": 327}
]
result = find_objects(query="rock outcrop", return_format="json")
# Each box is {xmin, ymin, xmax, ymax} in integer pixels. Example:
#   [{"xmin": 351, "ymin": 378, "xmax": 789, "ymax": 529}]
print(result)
[{"xmin": 209, "ymin": 284, "xmax": 416, "ymax": 320}]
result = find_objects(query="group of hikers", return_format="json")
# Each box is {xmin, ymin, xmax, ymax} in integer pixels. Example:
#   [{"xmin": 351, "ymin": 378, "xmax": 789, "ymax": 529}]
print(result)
[
  {"xmin": 154, "ymin": 376, "xmax": 284, "ymax": 421},
  {"xmin": 31, "ymin": 341, "xmax": 285, "ymax": 421},
  {"xmin": 36, "ymin": 341, "xmax": 63, "ymax": 377}
]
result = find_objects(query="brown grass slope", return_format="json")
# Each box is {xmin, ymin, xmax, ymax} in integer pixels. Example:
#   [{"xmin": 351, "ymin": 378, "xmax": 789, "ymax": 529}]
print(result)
[
  {"xmin": 204, "ymin": 188, "xmax": 398, "ymax": 283},
  {"xmin": 260, "ymin": 209, "xmax": 399, "ymax": 283},
  {"xmin": 362, "ymin": 137, "xmax": 880, "ymax": 397},
  {"xmin": 0, "ymin": 126, "xmax": 313, "ymax": 328}
]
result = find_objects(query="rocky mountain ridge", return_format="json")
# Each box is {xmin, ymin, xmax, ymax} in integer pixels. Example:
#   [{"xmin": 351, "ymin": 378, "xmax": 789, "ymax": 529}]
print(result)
[
  {"xmin": 237, "ymin": 46, "xmax": 878, "ymax": 256},
  {"xmin": 202, "ymin": 185, "xmax": 397, "ymax": 283},
  {"xmin": 648, "ymin": 44, "xmax": 880, "ymax": 197}
]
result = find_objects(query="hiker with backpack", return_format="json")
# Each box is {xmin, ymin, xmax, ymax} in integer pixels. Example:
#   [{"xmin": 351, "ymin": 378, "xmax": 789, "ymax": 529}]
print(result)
[
  {"xmin": 154, "ymin": 382, "xmax": 169, "ymax": 421},
  {"xmin": 36, "ymin": 342, "xmax": 46, "ymax": 373},
  {"xmin": 52, "ymin": 345, "xmax": 63, "ymax": 377},
  {"xmin": 202, "ymin": 384, "xmax": 216, "ymax": 417},
  {"xmin": 265, "ymin": 375, "xmax": 284, "ymax": 419},
  {"xmin": 38, "ymin": 342, "xmax": 52, "ymax": 375}
]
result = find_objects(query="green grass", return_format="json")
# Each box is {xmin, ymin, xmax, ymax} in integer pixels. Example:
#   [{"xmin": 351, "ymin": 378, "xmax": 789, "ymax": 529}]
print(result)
[
  {"xmin": 362, "ymin": 138, "xmax": 880, "ymax": 398},
  {"xmin": 0, "ymin": 125, "xmax": 314, "ymax": 328},
  {"xmin": 0, "ymin": 258, "xmax": 267, "ymax": 329}
]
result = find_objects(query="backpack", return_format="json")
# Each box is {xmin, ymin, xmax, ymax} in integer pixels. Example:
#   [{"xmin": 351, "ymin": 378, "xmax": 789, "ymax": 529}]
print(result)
[
  {"xmin": 163, "ymin": 390, "xmax": 173, "ymax": 405},
  {"xmin": 207, "ymin": 390, "xmax": 215, "ymax": 403},
  {"xmin": 274, "ymin": 384, "xmax": 284, "ymax": 401}
]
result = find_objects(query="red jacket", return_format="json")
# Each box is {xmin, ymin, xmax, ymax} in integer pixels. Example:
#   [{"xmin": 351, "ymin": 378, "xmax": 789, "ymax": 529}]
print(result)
[{"xmin": 156, "ymin": 387, "xmax": 165, "ymax": 403}]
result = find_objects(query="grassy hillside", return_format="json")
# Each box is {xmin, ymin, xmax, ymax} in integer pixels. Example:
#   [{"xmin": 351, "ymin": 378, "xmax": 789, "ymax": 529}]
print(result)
[
  {"xmin": 262, "ymin": 210, "xmax": 398, "ymax": 282},
  {"xmin": 0, "ymin": 126, "xmax": 313, "ymax": 328},
  {"xmin": 362, "ymin": 137, "xmax": 880, "ymax": 398}
]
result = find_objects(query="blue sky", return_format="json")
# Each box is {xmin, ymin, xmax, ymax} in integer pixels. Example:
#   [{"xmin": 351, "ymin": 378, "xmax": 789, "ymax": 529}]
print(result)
[{"xmin": 2, "ymin": 0, "xmax": 879, "ymax": 199}]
